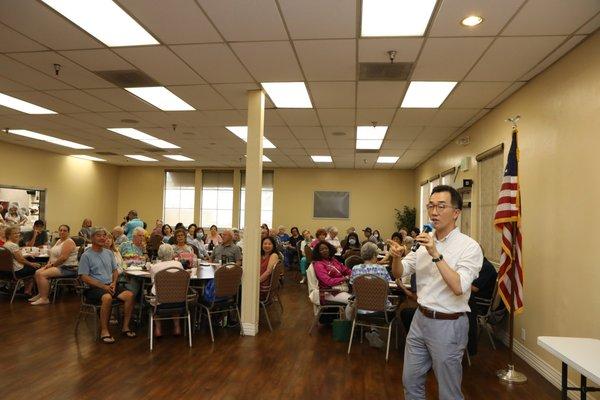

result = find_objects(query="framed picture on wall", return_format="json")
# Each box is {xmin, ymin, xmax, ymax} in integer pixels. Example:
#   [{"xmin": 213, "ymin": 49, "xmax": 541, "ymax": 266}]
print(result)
[{"xmin": 313, "ymin": 191, "xmax": 350, "ymax": 219}]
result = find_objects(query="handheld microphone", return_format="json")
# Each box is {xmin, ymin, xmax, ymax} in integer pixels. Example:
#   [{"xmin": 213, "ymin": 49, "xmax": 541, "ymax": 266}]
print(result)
[{"xmin": 411, "ymin": 223, "xmax": 433, "ymax": 252}]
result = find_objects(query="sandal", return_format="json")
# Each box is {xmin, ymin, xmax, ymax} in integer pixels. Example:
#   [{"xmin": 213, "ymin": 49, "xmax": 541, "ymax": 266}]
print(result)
[
  {"xmin": 100, "ymin": 335, "xmax": 115, "ymax": 344},
  {"xmin": 121, "ymin": 330, "xmax": 137, "ymax": 338}
]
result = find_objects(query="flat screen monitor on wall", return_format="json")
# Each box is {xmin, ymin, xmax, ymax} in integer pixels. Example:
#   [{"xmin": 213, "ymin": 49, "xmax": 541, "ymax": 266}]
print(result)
[{"xmin": 313, "ymin": 191, "xmax": 349, "ymax": 219}]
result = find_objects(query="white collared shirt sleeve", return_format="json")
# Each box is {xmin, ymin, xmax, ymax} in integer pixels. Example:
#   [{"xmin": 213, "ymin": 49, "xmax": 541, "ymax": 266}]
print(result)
[
  {"xmin": 454, "ymin": 240, "xmax": 483, "ymax": 295},
  {"xmin": 401, "ymin": 250, "xmax": 417, "ymax": 278}
]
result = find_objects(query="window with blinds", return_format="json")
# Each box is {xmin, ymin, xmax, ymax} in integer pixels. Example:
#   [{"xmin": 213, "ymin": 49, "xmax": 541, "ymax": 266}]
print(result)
[
  {"xmin": 440, "ymin": 168, "xmax": 455, "ymax": 186},
  {"xmin": 478, "ymin": 149, "xmax": 504, "ymax": 264},
  {"xmin": 201, "ymin": 171, "xmax": 233, "ymax": 228},
  {"xmin": 239, "ymin": 171, "xmax": 273, "ymax": 229},
  {"xmin": 163, "ymin": 171, "xmax": 195, "ymax": 226}
]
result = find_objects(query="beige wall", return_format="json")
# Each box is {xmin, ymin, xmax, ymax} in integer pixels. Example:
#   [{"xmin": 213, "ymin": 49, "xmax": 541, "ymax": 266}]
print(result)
[
  {"xmin": 116, "ymin": 166, "xmax": 164, "ymax": 227},
  {"xmin": 0, "ymin": 142, "xmax": 118, "ymax": 231},
  {"xmin": 415, "ymin": 32, "xmax": 600, "ymax": 381}
]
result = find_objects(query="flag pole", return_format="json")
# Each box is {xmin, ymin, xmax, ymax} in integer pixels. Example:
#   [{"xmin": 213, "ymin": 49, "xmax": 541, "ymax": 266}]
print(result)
[{"xmin": 497, "ymin": 117, "xmax": 527, "ymax": 384}]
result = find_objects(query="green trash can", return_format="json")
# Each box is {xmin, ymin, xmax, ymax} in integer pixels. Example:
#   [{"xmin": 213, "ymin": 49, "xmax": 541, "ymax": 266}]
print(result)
[{"xmin": 332, "ymin": 319, "xmax": 352, "ymax": 342}]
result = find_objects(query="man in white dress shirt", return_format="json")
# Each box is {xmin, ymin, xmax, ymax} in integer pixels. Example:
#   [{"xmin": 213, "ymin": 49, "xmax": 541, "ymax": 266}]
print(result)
[{"xmin": 390, "ymin": 185, "xmax": 482, "ymax": 400}]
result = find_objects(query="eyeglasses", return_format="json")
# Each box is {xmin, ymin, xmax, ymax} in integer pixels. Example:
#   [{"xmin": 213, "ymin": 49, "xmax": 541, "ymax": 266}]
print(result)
[{"xmin": 426, "ymin": 203, "xmax": 454, "ymax": 212}]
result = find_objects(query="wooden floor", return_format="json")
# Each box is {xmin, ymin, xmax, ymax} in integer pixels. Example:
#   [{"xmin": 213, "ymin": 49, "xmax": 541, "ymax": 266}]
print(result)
[{"xmin": 0, "ymin": 277, "xmax": 559, "ymax": 400}]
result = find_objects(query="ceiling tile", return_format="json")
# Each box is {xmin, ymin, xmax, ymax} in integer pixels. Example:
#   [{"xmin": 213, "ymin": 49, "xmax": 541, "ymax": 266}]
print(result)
[
  {"xmin": 323, "ymin": 126, "xmax": 355, "ymax": 138},
  {"xmin": 198, "ymin": 0, "xmax": 287, "ymax": 41},
  {"xmin": 264, "ymin": 109, "xmax": 286, "ymax": 126},
  {"xmin": 168, "ymin": 85, "xmax": 232, "ymax": 110},
  {"xmin": 356, "ymin": 108, "xmax": 396, "ymax": 125},
  {"xmin": 392, "ymin": 109, "xmax": 438, "ymax": 127},
  {"xmin": 212, "ymin": 83, "xmax": 263, "ymax": 109},
  {"xmin": 466, "ymin": 36, "xmax": 566, "ymax": 81},
  {"xmin": 114, "ymin": 46, "xmax": 204, "ymax": 85},
  {"xmin": 486, "ymin": 81, "xmax": 527, "ymax": 108},
  {"xmin": 294, "ymin": 39, "xmax": 355, "ymax": 81},
  {"xmin": 171, "ymin": 44, "xmax": 253, "ymax": 84},
  {"xmin": 317, "ymin": 109, "xmax": 355, "ymax": 126},
  {"xmin": 44, "ymin": 89, "xmax": 121, "ymax": 112},
  {"xmin": 2, "ymin": 90, "xmax": 88, "ymax": 113},
  {"xmin": 577, "ymin": 12, "xmax": 600, "ymax": 34},
  {"xmin": 309, "ymin": 82, "xmax": 355, "ymax": 108},
  {"xmin": 430, "ymin": 109, "xmax": 479, "ymax": 127},
  {"xmin": 231, "ymin": 41, "xmax": 303, "ymax": 81},
  {"xmin": 194, "ymin": 110, "xmax": 245, "ymax": 126},
  {"xmin": 385, "ymin": 126, "xmax": 423, "ymax": 141},
  {"xmin": 358, "ymin": 38, "xmax": 423, "ymax": 62},
  {"xmin": 278, "ymin": 0, "xmax": 355, "ymax": 39},
  {"xmin": 442, "ymin": 82, "xmax": 512, "ymax": 108},
  {"xmin": 119, "ymin": 0, "xmax": 222, "ymax": 44},
  {"xmin": 462, "ymin": 109, "xmax": 491, "ymax": 130},
  {"xmin": 327, "ymin": 139, "xmax": 356, "ymax": 149},
  {"xmin": 277, "ymin": 109, "xmax": 320, "ymax": 126},
  {"xmin": 357, "ymin": 81, "xmax": 406, "ymax": 108},
  {"xmin": 503, "ymin": 0, "xmax": 600, "ymax": 35},
  {"xmin": 381, "ymin": 139, "xmax": 412, "ymax": 150},
  {"xmin": 412, "ymin": 37, "xmax": 493, "ymax": 81},
  {"xmin": 0, "ymin": 76, "xmax": 32, "ymax": 92},
  {"xmin": 0, "ymin": 23, "xmax": 47, "ymax": 52},
  {"xmin": 0, "ymin": 0, "xmax": 102, "ymax": 50},
  {"xmin": 59, "ymin": 49, "xmax": 134, "ymax": 71},
  {"xmin": 301, "ymin": 138, "xmax": 328, "ymax": 148},
  {"xmin": 84, "ymin": 88, "xmax": 157, "ymax": 111},
  {"xmin": 289, "ymin": 126, "xmax": 324, "ymax": 139},
  {"xmin": 418, "ymin": 126, "xmax": 457, "ymax": 141},
  {"xmin": 520, "ymin": 35, "xmax": 587, "ymax": 81},
  {"xmin": 430, "ymin": 0, "xmax": 525, "ymax": 37}
]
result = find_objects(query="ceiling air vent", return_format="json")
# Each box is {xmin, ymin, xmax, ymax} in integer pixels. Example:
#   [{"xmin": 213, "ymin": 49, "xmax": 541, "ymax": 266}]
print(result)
[
  {"xmin": 358, "ymin": 62, "xmax": 412, "ymax": 81},
  {"xmin": 356, "ymin": 149, "xmax": 379, "ymax": 154},
  {"xmin": 94, "ymin": 70, "xmax": 159, "ymax": 88},
  {"xmin": 95, "ymin": 151, "xmax": 118, "ymax": 156}
]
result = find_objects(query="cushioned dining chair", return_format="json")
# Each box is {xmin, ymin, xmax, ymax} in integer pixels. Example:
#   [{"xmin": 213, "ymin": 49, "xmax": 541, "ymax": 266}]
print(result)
[
  {"xmin": 0, "ymin": 247, "xmax": 35, "ymax": 303},
  {"xmin": 74, "ymin": 278, "xmax": 122, "ymax": 341},
  {"xmin": 306, "ymin": 263, "xmax": 345, "ymax": 335},
  {"xmin": 260, "ymin": 260, "xmax": 284, "ymax": 331}
]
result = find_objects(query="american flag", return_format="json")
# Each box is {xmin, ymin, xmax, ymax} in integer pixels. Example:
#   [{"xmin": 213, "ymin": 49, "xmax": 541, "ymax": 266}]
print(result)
[{"xmin": 494, "ymin": 128, "xmax": 524, "ymax": 314}]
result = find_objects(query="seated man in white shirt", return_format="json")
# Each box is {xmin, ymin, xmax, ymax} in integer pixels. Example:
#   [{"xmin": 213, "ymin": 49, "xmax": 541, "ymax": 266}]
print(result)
[{"xmin": 389, "ymin": 185, "xmax": 482, "ymax": 400}]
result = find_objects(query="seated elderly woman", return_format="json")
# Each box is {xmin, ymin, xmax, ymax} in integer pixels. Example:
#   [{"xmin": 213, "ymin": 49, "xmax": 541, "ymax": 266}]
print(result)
[
  {"xmin": 29, "ymin": 224, "xmax": 78, "ymax": 305},
  {"xmin": 171, "ymin": 228, "xmax": 196, "ymax": 268},
  {"xmin": 149, "ymin": 244, "xmax": 184, "ymax": 337},
  {"xmin": 326, "ymin": 226, "xmax": 342, "ymax": 252},
  {"xmin": 4, "ymin": 203, "xmax": 28, "ymax": 226},
  {"xmin": 312, "ymin": 240, "xmax": 352, "ymax": 304},
  {"xmin": 78, "ymin": 218, "xmax": 93, "ymax": 242},
  {"xmin": 119, "ymin": 227, "xmax": 147, "ymax": 264},
  {"xmin": 259, "ymin": 236, "xmax": 280, "ymax": 299},
  {"xmin": 341, "ymin": 232, "xmax": 361, "ymax": 260},
  {"xmin": 2, "ymin": 225, "xmax": 41, "ymax": 296},
  {"xmin": 111, "ymin": 226, "xmax": 128, "ymax": 246},
  {"xmin": 310, "ymin": 228, "xmax": 328, "ymax": 249}
]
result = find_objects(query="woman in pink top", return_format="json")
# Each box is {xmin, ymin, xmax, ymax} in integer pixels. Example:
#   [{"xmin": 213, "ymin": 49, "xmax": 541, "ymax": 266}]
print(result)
[
  {"xmin": 312, "ymin": 240, "xmax": 352, "ymax": 304},
  {"xmin": 309, "ymin": 228, "xmax": 328, "ymax": 249},
  {"xmin": 204, "ymin": 225, "xmax": 222, "ymax": 247}
]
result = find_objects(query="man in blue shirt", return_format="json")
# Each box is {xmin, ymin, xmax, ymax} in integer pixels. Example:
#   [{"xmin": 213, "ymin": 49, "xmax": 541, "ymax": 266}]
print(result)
[
  {"xmin": 79, "ymin": 227, "xmax": 136, "ymax": 343},
  {"xmin": 123, "ymin": 210, "xmax": 144, "ymax": 240}
]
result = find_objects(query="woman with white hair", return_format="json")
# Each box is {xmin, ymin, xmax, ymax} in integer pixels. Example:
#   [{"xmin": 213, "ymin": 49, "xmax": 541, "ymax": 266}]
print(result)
[
  {"xmin": 326, "ymin": 226, "xmax": 342, "ymax": 252},
  {"xmin": 4, "ymin": 203, "xmax": 28, "ymax": 226},
  {"xmin": 149, "ymin": 244, "xmax": 184, "ymax": 337}
]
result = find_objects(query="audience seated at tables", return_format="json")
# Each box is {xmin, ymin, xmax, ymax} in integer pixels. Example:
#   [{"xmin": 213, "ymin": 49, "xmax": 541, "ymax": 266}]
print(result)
[
  {"xmin": 151, "ymin": 219, "xmax": 163, "ymax": 236},
  {"xmin": 111, "ymin": 226, "xmax": 128, "ymax": 246},
  {"xmin": 171, "ymin": 228, "xmax": 195, "ymax": 262},
  {"xmin": 29, "ymin": 224, "xmax": 78, "ymax": 306},
  {"xmin": 341, "ymin": 232, "xmax": 361, "ymax": 260},
  {"xmin": 119, "ymin": 227, "xmax": 147, "ymax": 263},
  {"xmin": 361, "ymin": 227, "xmax": 373, "ymax": 245},
  {"xmin": 104, "ymin": 233, "xmax": 123, "ymax": 268},
  {"xmin": 468, "ymin": 256, "xmax": 498, "ymax": 356},
  {"xmin": 312, "ymin": 240, "xmax": 352, "ymax": 304},
  {"xmin": 5, "ymin": 203, "xmax": 28, "ymax": 226},
  {"xmin": 378, "ymin": 232, "xmax": 403, "ymax": 265},
  {"xmin": 2, "ymin": 225, "xmax": 41, "ymax": 296},
  {"xmin": 78, "ymin": 227, "xmax": 136, "ymax": 344},
  {"xmin": 232, "ymin": 228, "xmax": 243, "ymax": 252},
  {"xmin": 371, "ymin": 229, "xmax": 385, "ymax": 250},
  {"xmin": 19, "ymin": 219, "xmax": 48, "ymax": 247},
  {"xmin": 326, "ymin": 226, "xmax": 342, "ymax": 253},
  {"xmin": 162, "ymin": 224, "xmax": 173, "ymax": 244},
  {"xmin": 340, "ymin": 226, "xmax": 355, "ymax": 248},
  {"xmin": 310, "ymin": 228, "xmax": 328, "ymax": 248},
  {"xmin": 187, "ymin": 224, "xmax": 199, "ymax": 242},
  {"xmin": 259, "ymin": 236, "xmax": 280, "ymax": 299},
  {"xmin": 78, "ymin": 218, "xmax": 93, "ymax": 242},
  {"xmin": 299, "ymin": 229, "xmax": 312, "ymax": 283},
  {"xmin": 149, "ymin": 244, "xmax": 184, "ymax": 337},
  {"xmin": 403, "ymin": 236, "xmax": 414, "ymax": 253},
  {"xmin": 196, "ymin": 227, "xmax": 206, "ymax": 242},
  {"xmin": 185, "ymin": 227, "xmax": 208, "ymax": 260},
  {"xmin": 282, "ymin": 226, "xmax": 301, "ymax": 269},
  {"xmin": 276, "ymin": 225, "xmax": 290, "ymax": 246},
  {"xmin": 124, "ymin": 210, "xmax": 144, "ymax": 240},
  {"xmin": 204, "ymin": 224, "xmax": 222, "ymax": 249},
  {"xmin": 211, "ymin": 229, "xmax": 242, "ymax": 266}
]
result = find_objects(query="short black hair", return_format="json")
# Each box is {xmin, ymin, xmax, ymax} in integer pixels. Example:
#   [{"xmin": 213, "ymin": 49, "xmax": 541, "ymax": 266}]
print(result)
[
  {"xmin": 261, "ymin": 236, "xmax": 277, "ymax": 256},
  {"xmin": 391, "ymin": 231, "xmax": 403, "ymax": 242},
  {"xmin": 33, "ymin": 219, "xmax": 45, "ymax": 227},
  {"xmin": 430, "ymin": 184, "xmax": 463, "ymax": 210},
  {"xmin": 312, "ymin": 240, "xmax": 337, "ymax": 261}
]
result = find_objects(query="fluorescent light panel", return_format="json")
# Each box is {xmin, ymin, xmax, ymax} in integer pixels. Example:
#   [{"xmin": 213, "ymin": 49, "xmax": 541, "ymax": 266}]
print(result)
[
  {"xmin": 361, "ymin": 0, "xmax": 436, "ymax": 37},
  {"xmin": 0, "ymin": 93, "xmax": 56, "ymax": 114},
  {"xmin": 125, "ymin": 87, "xmax": 194, "ymax": 111},
  {"xmin": 41, "ymin": 0, "xmax": 158, "ymax": 47},
  {"xmin": 71, "ymin": 155, "xmax": 106, "ymax": 162},
  {"xmin": 125, "ymin": 155, "xmax": 158, "ymax": 162},
  {"xmin": 8, "ymin": 129, "xmax": 92, "ymax": 149},
  {"xmin": 164, "ymin": 155, "xmax": 194, "ymax": 161},
  {"xmin": 356, "ymin": 126, "xmax": 388, "ymax": 140},
  {"xmin": 401, "ymin": 81, "xmax": 457, "ymax": 108},
  {"xmin": 311, "ymin": 155, "xmax": 332, "ymax": 163},
  {"xmin": 261, "ymin": 82, "xmax": 312, "ymax": 108},
  {"xmin": 377, "ymin": 156, "xmax": 399, "ymax": 164},
  {"xmin": 108, "ymin": 128, "xmax": 179, "ymax": 149},
  {"xmin": 225, "ymin": 126, "xmax": 276, "ymax": 149},
  {"xmin": 356, "ymin": 140, "xmax": 383, "ymax": 150}
]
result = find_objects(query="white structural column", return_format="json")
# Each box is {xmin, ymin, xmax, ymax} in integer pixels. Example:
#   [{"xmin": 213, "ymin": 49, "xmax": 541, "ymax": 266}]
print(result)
[{"xmin": 240, "ymin": 89, "xmax": 264, "ymax": 335}]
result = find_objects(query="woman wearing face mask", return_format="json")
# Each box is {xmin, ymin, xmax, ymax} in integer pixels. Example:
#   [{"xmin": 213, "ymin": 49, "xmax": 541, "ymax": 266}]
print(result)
[
  {"xmin": 342, "ymin": 232, "xmax": 361, "ymax": 260},
  {"xmin": 370, "ymin": 229, "xmax": 385, "ymax": 250},
  {"xmin": 196, "ymin": 227, "xmax": 205, "ymax": 241}
]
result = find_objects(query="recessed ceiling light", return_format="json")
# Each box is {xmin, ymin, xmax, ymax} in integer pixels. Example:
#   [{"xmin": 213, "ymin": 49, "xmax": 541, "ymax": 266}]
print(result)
[
  {"xmin": 108, "ymin": 128, "xmax": 180, "ymax": 149},
  {"xmin": 164, "ymin": 155, "xmax": 194, "ymax": 161},
  {"xmin": 361, "ymin": 0, "xmax": 436, "ymax": 37},
  {"xmin": 311, "ymin": 155, "xmax": 333, "ymax": 163},
  {"xmin": 225, "ymin": 126, "xmax": 276, "ymax": 149},
  {"xmin": 261, "ymin": 82, "xmax": 312, "ymax": 108},
  {"xmin": 356, "ymin": 139, "xmax": 383, "ymax": 150},
  {"xmin": 71, "ymin": 155, "xmax": 106, "ymax": 162},
  {"xmin": 401, "ymin": 81, "xmax": 457, "ymax": 108},
  {"xmin": 356, "ymin": 126, "xmax": 388, "ymax": 140},
  {"xmin": 41, "ymin": 0, "xmax": 159, "ymax": 47},
  {"xmin": 0, "ymin": 93, "xmax": 56, "ymax": 114},
  {"xmin": 125, "ymin": 155, "xmax": 158, "ymax": 162},
  {"xmin": 8, "ymin": 129, "xmax": 92, "ymax": 149},
  {"xmin": 377, "ymin": 156, "xmax": 399, "ymax": 164},
  {"xmin": 125, "ymin": 87, "xmax": 195, "ymax": 111},
  {"xmin": 461, "ymin": 15, "xmax": 483, "ymax": 27}
]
